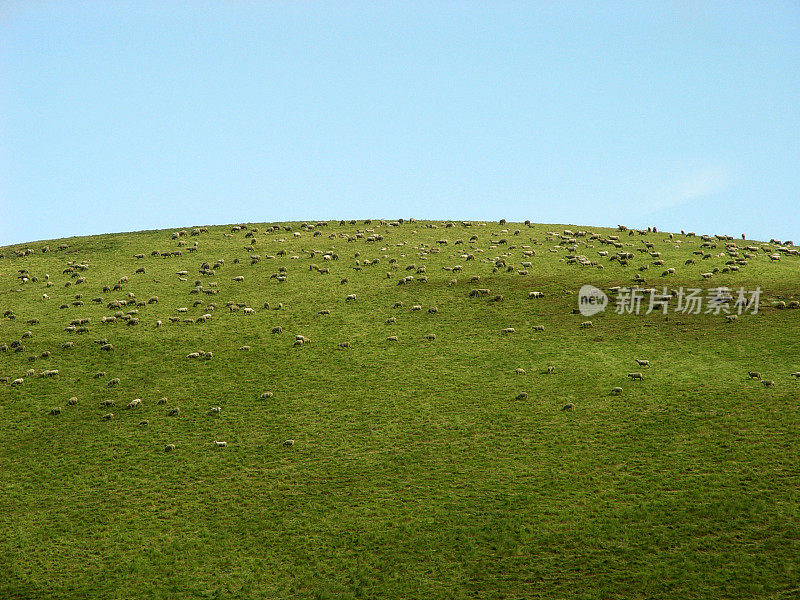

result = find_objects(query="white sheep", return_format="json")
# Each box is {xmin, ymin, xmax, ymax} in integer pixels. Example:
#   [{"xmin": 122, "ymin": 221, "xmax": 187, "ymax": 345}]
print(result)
[
  {"xmin": 215, "ymin": 440, "xmax": 227, "ymax": 447},
  {"xmin": 515, "ymin": 368, "xmax": 526, "ymax": 374},
  {"xmin": 210, "ymin": 406, "xmax": 221, "ymax": 413},
  {"xmin": 102, "ymin": 413, "xmax": 114, "ymax": 420},
  {"xmin": 747, "ymin": 371, "xmax": 762, "ymax": 380},
  {"xmin": 580, "ymin": 321, "xmax": 593, "ymax": 328},
  {"xmin": 628, "ymin": 372, "xmax": 643, "ymax": 380},
  {"xmin": 138, "ymin": 419, "xmax": 149, "ymax": 426},
  {"xmin": 387, "ymin": 335, "xmax": 399, "ymax": 341},
  {"xmin": 532, "ymin": 325, "xmax": 545, "ymax": 332},
  {"xmin": 791, "ymin": 372, "xmax": 800, "ymax": 379},
  {"xmin": 635, "ymin": 359, "xmax": 650, "ymax": 367},
  {"xmin": 762, "ymin": 379, "xmax": 775, "ymax": 388},
  {"xmin": 11, "ymin": 377, "xmax": 25, "ymax": 386},
  {"xmin": 515, "ymin": 392, "xmax": 528, "ymax": 400},
  {"xmin": 611, "ymin": 387, "xmax": 623, "ymax": 395},
  {"xmin": 502, "ymin": 327, "xmax": 516, "ymax": 334},
  {"xmin": 346, "ymin": 294, "xmax": 356, "ymax": 301},
  {"xmin": 164, "ymin": 444, "xmax": 176, "ymax": 452}
]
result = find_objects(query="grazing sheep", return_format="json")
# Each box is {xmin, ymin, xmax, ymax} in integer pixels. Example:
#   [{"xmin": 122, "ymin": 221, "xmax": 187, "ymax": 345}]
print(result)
[
  {"xmin": 515, "ymin": 392, "xmax": 528, "ymax": 400},
  {"xmin": 628, "ymin": 372, "xmax": 643, "ymax": 380},
  {"xmin": 62, "ymin": 341, "xmax": 74, "ymax": 349},
  {"xmin": 748, "ymin": 371, "xmax": 762, "ymax": 380},
  {"xmin": 11, "ymin": 378, "xmax": 24, "ymax": 387},
  {"xmin": 282, "ymin": 439, "xmax": 295, "ymax": 447},
  {"xmin": 385, "ymin": 316, "xmax": 397, "ymax": 324},
  {"xmin": 100, "ymin": 399, "xmax": 115, "ymax": 407},
  {"xmin": 580, "ymin": 321, "xmax": 593, "ymax": 328},
  {"xmin": 611, "ymin": 387, "xmax": 623, "ymax": 395},
  {"xmin": 243, "ymin": 307, "xmax": 255, "ymax": 315},
  {"xmin": 157, "ymin": 397, "xmax": 168, "ymax": 405},
  {"xmin": 502, "ymin": 327, "xmax": 516, "ymax": 334},
  {"xmin": 561, "ymin": 403, "xmax": 575, "ymax": 411},
  {"xmin": 169, "ymin": 407, "xmax": 180, "ymax": 416},
  {"xmin": 240, "ymin": 345, "xmax": 251, "ymax": 351},
  {"xmin": 138, "ymin": 420, "xmax": 149, "ymax": 426},
  {"xmin": 67, "ymin": 397, "xmax": 78, "ymax": 406},
  {"xmin": 393, "ymin": 301, "xmax": 403, "ymax": 308},
  {"xmin": 102, "ymin": 413, "xmax": 114, "ymax": 420},
  {"xmin": 489, "ymin": 294, "xmax": 504, "ymax": 302},
  {"xmin": 423, "ymin": 333, "xmax": 436, "ymax": 340},
  {"xmin": 214, "ymin": 441, "xmax": 227, "ymax": 448},
  {"xmin": 271, "ymin": 326, "xmax": 283, "ymax": 334},
  {"xmin": 100, "ymin": 343, "xmax": 113, "ymax": 351},
  {"xmin": 210, "ymin": 406, "xmax": 221, "ymax": 413},
  {"xmin": 635, "ymin": 359, "xmax": 650, "ymax": 367},
  {"xmin": 155, "ymin": 320, "xmax": 162, "ymax": 327},
  {"xmin": 545, "ymin": 366, "xmax": 555, "ymax": 374},
  {"xmin": 515, "ymin": 368, "xmax": 526, "ymax": 374},
  {"xmin": 337, "ymin": 341, "xmax": 352, "ymax": 349},
  {"xmin": 186, "ymin": 352, "xmax": 201, "ymax": 359},
  {"xmin": 411, "ymin": 304, "xmax": 422, "ymax": 311},
  {"xmin": 762, "ymin": 379, "xmax": 775, "ymax": 388},
  {"xmin": 387, "ymin": 335, "xmax": 399, "ymax": 341},
  {"xmin": 260, "ymin": 391, "xmax": 274, "ymax": 399},
  {"xmin": 528, "ymin": 291, "xmax": 544, "ymax": 298},
  {"xmin": 427, "ymin": 306, "xmax": 438, "ymax": 314},
  {"xmin": 49, "ymin": 407, "xmax": 62, "ymax": 415},
  {"xmin": 532, "ymin": 325, "xmax": 545, "ymax": 332},
  {"xmin": 126, "ymin": 398, "xmax": 142, "ymax": 409},
  {"xmin": 164, "ymin": 444, "xmax": 176, "ymax": 452},
  {"xmin": 107, "ymin": 377, "xmax": 120, "ymax": 387},
  {"xmin": 345, "ymin": 294, "xmax": 356, "ymax": 302}
]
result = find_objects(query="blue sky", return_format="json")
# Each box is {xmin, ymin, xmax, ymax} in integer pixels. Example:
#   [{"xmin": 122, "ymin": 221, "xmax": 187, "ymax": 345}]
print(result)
[{"xmin": 1, "ymin": 1, "xmax": 798, "ymax": 245}]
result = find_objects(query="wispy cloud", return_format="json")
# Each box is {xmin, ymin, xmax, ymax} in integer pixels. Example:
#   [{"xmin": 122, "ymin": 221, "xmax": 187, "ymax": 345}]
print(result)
[{"xmin": 645, "ymin": 164, "xmax": 733, "ymax": 214}]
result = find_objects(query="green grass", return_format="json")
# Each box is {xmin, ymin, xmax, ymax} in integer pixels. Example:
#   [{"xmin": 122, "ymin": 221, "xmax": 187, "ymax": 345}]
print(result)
[{"xmin": 1, "ymin": 220, "xmax": 799, "ymax": 599}]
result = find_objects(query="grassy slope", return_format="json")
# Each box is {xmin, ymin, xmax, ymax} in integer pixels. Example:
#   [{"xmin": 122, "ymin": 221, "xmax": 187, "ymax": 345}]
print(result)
[{"xmin": 1, "ymin": 221, "xmax": 799, "ymax": 599}]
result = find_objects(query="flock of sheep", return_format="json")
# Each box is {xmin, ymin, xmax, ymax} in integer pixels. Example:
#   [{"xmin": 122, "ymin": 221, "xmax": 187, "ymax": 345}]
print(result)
[{"xmin": 1, "ymin": 218, "xmax": 798, "ymax": 451}]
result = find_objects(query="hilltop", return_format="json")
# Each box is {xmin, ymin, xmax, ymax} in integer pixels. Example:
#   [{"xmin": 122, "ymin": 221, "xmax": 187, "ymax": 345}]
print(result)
[{"xmin": 1, "ymin": 219, "xmax": 799, "ymax": 599}]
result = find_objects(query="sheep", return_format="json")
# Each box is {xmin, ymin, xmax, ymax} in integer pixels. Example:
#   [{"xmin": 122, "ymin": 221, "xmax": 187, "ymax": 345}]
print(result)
[
  {"xmin": 515, "ymin": 392, "xmax": 528, "ymax": 400},
  {"xmin": 762, "ymin": 379, "xmax": 775, "ymax": 388},
  {"xmin": 67, "ymin": 397, "xmax": 78, "ymax": 406},
  {"xmin": 611, "ymin": 387, "xmax": 623, "ymax": 395},
  {"xmin": 214, "ymin": 440, "xmax": 227, "ymax": 448},
  {"xmin": 337, "ymin": 341, "xmax": 352, "ymax": 349},
  {"xmin": 532, "ymin": 325, "xmax": 545, "ymax": 332},
  {"xmin": 423, "ymin": 333, "xmax": 436, "ymax": 340},
  {"xmin": 748, "ymin": 371, "xmax": 762, "ymax": 380},
  {"xmin": 387, "ymin": 335, "xmax": 399, "ymax": 341},
  {"xmin": 318, "ymin": 309, "xmax": 330, "ymax": 315},
  {"xmin": 186, "ymin": 352, "xmax": 201, "ymax": 359},
  {"xmin": 169, "ymin": 407, "xmax": 180, "ymax": 416},
  {"xmin": 260, "ymin": 391, "xmax": 274, "ymax": 399},
  {"xmin": 157, "ymin": 397, "xmax": 168, "ymax": 405},
  {"xmin": 489, "ymin": 294, "xmax": 504, "ymax": 302},
  {"xmin": 10, "ymin": 378, "xmax": 24, "ymax": 387},
  {"xmin": 635, "ymin": 359, "xmax": 650, "ymax": 367},
  {"xmin": 282, "ymin": 439, "xmax": 295, "ymax": 447},
  {"xmin": 155, "ymin": 320, "xmax": 162, "ymax": 328},
  {"xmin": 411, "ymin": 304, "xmax": 422, "ymax": 311},
  {"xmin": 427, "ymin": 306, "xmax": 438, "ymax": 314},
  {"xmin": 580, "ymin": 321, "xmax": 593, "ymax": 328},
  {"xmin": 243, "ymin": 307, "xmax": 255, "ymax": 315},
  {"xmin": 345, "ymin": 294, "xmax": 356, "ymax": 302},
  {"xmin": 791, "ymin": 372, "xmax": 800, "ymax": 379},
  {"xmin": 137, "ymin": 419, "xmax": 149, "ymax": 427},
  {"xmin": 102, "ymin": 413, "xmax": 114, "ymax": 420},
  {"xmin": 100, "ymin": 343, "xmax": 113, "ymax": 351},
  {"xmin": 528, "ymin": 291, "xmax": 544, "ymax": 298},
  {"xmin": 546, "ymin": 366, "xmax": 555, "ymax": 374},
  {"xmin": 210, "ymin": 406, "xmax": 221, "ymax": 413},
  {"xmin": 502, "ymin": 327, "xmax": 516, "ymax": 334},
  {"xmin": 561, "ymin": 403, "xmax": 575, "ymax": 411},
  {"xmin": 49, "ymin": 407, "xmax": 62, "ymax": 415},
  {"xmin": 385, "ymin": 316, "xmax": 397, "ymax": 324},
  {"xmin": 393, "ymin": 301, "xmax": 403, "ymax": 308},
  {"xmin": 628, "ymin": 372, "xmax": 643, "ymax": 380},
  {"xmin": 100, "ymin": 399, "xmax": 115, "ymax": 407},
  {"xmin": 240, "ymin": 345, "xmax": 251, "ymax": 351},
  {"xmin": 515, "ymin": 368, "xmax": 526, "ymax": 375},
  {"xmin": 107, "ymin": 378, "xmax": 120, "ymax": 387},
  {"xmin": 271, "ymin": 326, "xmax": 283, "ymax": 334},
  {"xmin": 164, "ymin": 444, "xmax": 176, "ymax": 452}
]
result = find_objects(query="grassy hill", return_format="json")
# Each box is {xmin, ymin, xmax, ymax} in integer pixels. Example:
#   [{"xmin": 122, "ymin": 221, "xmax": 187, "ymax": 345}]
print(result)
[{"xmin": 1, "ymin": 219, "xmax": 799, "ymax": 599}]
